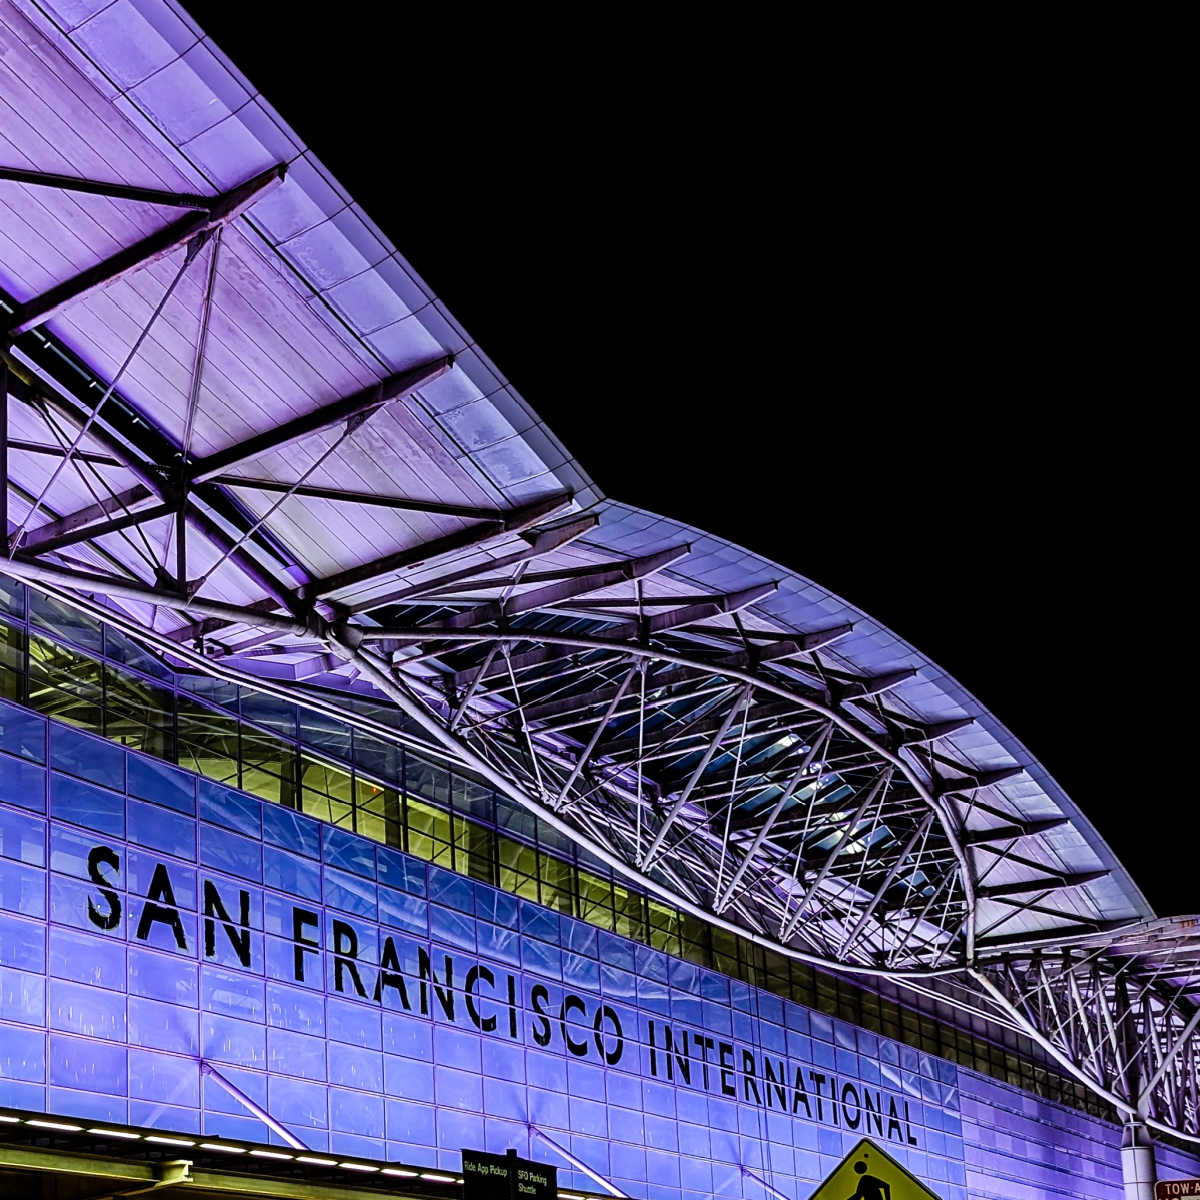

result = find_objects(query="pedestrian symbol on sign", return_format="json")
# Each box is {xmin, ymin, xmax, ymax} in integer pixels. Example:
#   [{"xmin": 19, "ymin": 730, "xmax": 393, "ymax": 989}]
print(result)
[
  {"xmin": 848, "ymin": 1157, "xmax": 891, "ymax": 1199},
  {"xmin": 810, "ymin": 1137, "xmax": 940, "ymax": 1200}
]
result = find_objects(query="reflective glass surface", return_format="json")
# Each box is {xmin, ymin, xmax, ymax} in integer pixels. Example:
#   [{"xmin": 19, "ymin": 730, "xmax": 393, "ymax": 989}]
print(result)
[{"xmin": 1, "ymin": 687, "xmax": 1167, "ymax": 1197}]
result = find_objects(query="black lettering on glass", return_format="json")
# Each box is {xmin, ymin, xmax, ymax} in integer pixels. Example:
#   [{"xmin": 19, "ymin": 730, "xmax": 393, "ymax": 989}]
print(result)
[
  {"xmin": 292, "ymin": 907, "xmax": 319, "ymax": 982},
  {"xmin": 374, "ymin": 936, "xmax": 411, "ymax": 1010},
  {"xmin": 465, "ymin": 965, "xmax": 496, "ymax": 1032},
  {"xmin": 506, "ymin": 973, "xmax": 519, "ymax": 1040},
  {"xmin": 809, "ymin": 1071, "xmax": 826, "ymax": 1121},
  {"xmin": 864, "ymin": 1088, "xmax": 884, "ymax": 1137},
  {"xmin": 559, "ymin": 994, "xmax": 588, "ymax": 1057},
  {"xmin": 332, "ymin": 919, "xmax": 367, "ymax": 999},
  {"xmin": 202, "ymin": 879, "xmax": 251, "ymax": 967},
  {"xmin": 530, "ymin": 984, "xmax": 552, "ymax": 1047},
  {"xmin": 741, "ymin": 1049, "xmax": 762, "ymax": 1105},
  {"xmin": 763, "ymin": 1057, "xmax": 787, "ymax": 1109},
  {"xmin": 887, "ymin": 1094, "xmax": 904, "ymax": 1142},
  {"xmin": 135, "ymin": 862, "xmax": 187, "ymax": 950},
  {"xmin": 792, "ymin": 1064, "xmax": 813, "ymax": 1117},
  {"xmin": 418, "ymin": 948, "xmax": 455, "ymax": 1021},
  {"xmin": 670, "ymin": 1026, "xmax": 691, "ymax": 1085},
  {"xmin": 86, "ymin": 845, "xmax": 121, "ymax": 931},
  {"xmin": 718, "ymin": 1041, "xmax": 736, "ymax": 1097},
  {"xmin": 593, "ymin": 1004, "xmax": 623, "ymax": 1066},
  {"xmin": 841, "ymin": 1081, "xmax": 862, "ymax": 1129},
  {"xmin": 698, "ymin": 1035, "xmax": 716, "ymax": 1090}
]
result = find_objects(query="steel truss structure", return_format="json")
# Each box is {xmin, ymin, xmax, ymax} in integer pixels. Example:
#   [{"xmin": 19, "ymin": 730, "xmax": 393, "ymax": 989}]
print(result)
[
  {"xmin": 0, "ymin": 12, "xmax": 1195, "ymax": 1149},
  {"xmin": 970, "ymin": 919, "xmax": 1200, "ymax": 1141}
]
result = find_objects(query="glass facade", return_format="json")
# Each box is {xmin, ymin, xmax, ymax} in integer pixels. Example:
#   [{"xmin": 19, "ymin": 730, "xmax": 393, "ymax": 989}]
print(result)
[
  {"xmin": 5, "ymin": 692, "xmax": 1175, "ymax": 1200},
  {"xmin": 0, "ymin": 579, "xmax": 1112, "ymax": 1123}
]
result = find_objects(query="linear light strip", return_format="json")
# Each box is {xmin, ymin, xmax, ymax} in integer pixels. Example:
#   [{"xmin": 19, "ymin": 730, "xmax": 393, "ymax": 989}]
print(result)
[{"xmin": 0, "ymin": 1112, "xmax": 433, "ymax": 1178}]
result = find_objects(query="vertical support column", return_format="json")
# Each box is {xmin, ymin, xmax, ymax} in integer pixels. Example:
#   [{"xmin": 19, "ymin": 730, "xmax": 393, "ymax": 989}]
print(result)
[
  {"xmin": 0, "ymin": 351, "xmax": 9, "ymax": 541},
  {"xmin": 174, "ymin": 471, "xmax": 188, "ymax": 597},
  {"xmin": 503, "ymin": 1148, "xmax": 520, "ymax": 1200},
  {"xmin": 1122, "ymin": 1119, "xmax": 1156, "ymax": 1200}
]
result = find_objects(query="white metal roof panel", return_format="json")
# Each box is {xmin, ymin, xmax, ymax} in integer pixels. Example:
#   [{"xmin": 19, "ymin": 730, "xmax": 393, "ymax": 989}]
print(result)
[{"xmin": 0, "ymin": 0, "xmax": 1152, "ymax": 953}]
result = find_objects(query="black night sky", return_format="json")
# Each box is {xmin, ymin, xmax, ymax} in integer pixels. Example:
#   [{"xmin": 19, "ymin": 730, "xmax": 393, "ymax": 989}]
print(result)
[{"xmin": 191, "ymin": 12, "xmax": 1188, "ymax": 916}]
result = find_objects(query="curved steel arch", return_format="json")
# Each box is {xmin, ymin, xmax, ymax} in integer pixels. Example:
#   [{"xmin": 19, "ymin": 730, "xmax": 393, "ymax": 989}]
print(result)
[
  {"xmin": 341, "ymin": 617, "xmax": 981, "ymax": 975},
  {"xmin": 969, "ymin": 918, "xmax": 1200, "ymax": 1142},
  {"xmin": 8, "ymin": 554, "xmax": 1198, "ymax": 1141},
  {"xmin": 0, "ymin": 17, "xmax": 1193, "ymax": 1142}
]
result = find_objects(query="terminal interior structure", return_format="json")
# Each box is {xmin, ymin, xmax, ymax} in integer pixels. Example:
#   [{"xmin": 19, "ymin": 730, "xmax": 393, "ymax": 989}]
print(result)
[{"xmin": 0, "ymin": 3, "xmax": 1197, "ymax": 1198}]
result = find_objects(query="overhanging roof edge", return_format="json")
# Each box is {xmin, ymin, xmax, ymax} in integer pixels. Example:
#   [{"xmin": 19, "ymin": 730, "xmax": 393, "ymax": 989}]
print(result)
[
  {"xmin": 0, "ymin": 0, "xmax": 1149, "ymax": 931},
  {"xmin": 10, "ymin": 0, "xmax": 603, "ymax": 515},
  {"xmin": 577, "ymin": 498, "xmax": 1153, "ymax": 925}
]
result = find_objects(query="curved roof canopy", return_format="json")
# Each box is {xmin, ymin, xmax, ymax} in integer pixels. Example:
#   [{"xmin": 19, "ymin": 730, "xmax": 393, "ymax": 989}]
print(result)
[{"xmin": 1, "ymin": 0, "xmax": 1196, "ymax": 1143}]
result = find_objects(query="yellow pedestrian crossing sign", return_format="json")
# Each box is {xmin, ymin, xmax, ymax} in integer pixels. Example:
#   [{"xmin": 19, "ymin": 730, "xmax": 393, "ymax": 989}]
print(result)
[{"xmin": 810, "ymin": 1137, "xmax": 941, "ymax": 1199}]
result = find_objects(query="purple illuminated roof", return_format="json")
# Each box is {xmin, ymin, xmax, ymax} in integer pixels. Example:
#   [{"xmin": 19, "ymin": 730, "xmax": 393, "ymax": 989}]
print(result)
[
  {"xmin": 0, "ymin": 0, "xmax": 1150, "ymax": 960},
  {"xmin": 2, "ymin": 0, "xmax": 1198, "ymax": 1149}
]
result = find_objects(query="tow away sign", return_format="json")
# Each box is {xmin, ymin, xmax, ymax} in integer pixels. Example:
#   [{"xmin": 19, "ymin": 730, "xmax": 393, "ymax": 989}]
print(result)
[
  {"xmin": 811, "ymin": 1137, "xmax": 940, "ymax": 1199},
  {"xmin": 1157, "ymin": 1182, "xmax": 1200, "ymax": 1198}
]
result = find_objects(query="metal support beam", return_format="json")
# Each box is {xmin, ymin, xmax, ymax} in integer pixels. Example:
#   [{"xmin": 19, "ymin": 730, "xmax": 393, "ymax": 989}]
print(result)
[
  {"xmin": 451, "ymin": 639, "xmax": 606, "ymax": 689},
  {"xmin": 185, "ymin": 355, "xmax": 453, "ymax": 483},
  {"xmin": 13, "ymin": 483, "xmax": 155, "ymax": 552},
  {"xmin": 961, "ymin": 817, "xmax": 1072, "ymax": 847},
  {"xmin": 300, "ymin": 491, "xmax": 574, "ymax": 600},
  {"xmin": 779, "ymin": 767, "xmax": 893, "ymax": 941},
  {"xmin": 893, "ymin": 716, "xmax": 976, "ymax": 747},
  {"xmin": 666, "ymin": 724, "xmax": 832, "ymax": 791},
  {"xmin": 0, "ymin": 352, "xmax": 8, "ymax": 539},
  {"xmin": 0, "ymin": 556, "xmax": 311, "ymax": 635},
  {"xmin": 836, "ymin": 667, "xmax": 918, "ymax": 701},
  {"xmin": 172, "ymin": 511, "xmax": 602, "ymax": 645},
  {"xmin": 4, "ymin": 367, "xmax": 164, "ymax": 495},
  {"xmin": 15, "ymin": 497, "xmax": 174, "ymax": 557},
  {"xmin": 5, "ymin": 165, "xmax": 285, "ymax": 336},
  {"xmin": 214, "ymin": 474, "xmax": 502, "ymax": 519},
  {"xmin": 346, "ymin": 512, "xmax": 599, "ymax": 613},
  {"xmin": 0, "ymin": 163, "xmax": 216, "ymax": 209},
  {"xmin": 629, "ymin": 580, "xmax": 776, "ymax": 636},
  {"xmin": 445, "ymin": 585, "xmax": 784, "ymax": 690},
  {"xmin": 0, "ymin": 1144, "xmax": 158, "ymax": 1184},
  {"xmin": 199, "ymin": 1060, "xmax": 309, "ymax": 1150},
  {"xmin": 433, "ymin": 543, "xmax": 691, "ymax": 631},
  {"xmin": 639, "ymin": 683, "xmax": 750, "ymax": 872},
  {"xmin": 713, "ymin": 727, "xmax": 832, "ymax": 913},
  {"xmin": 6, "ymin": 368, "xmax": 302, "ymax": 614},
  {"xmin": 741, "ymin": 1165, "xmax": 793, "ymax": 1200},
  {"xmin": 1137, "ymin": 1004, "xmax": 1200, "ymax": 1118},
  {"xmin": 799, "ymin": 621, "xmax": 855, "ymax": 650},
  {"xmin": 1, "ymin": 437, "xmax": 121, "ymax": 466},
  {"xmin": 175, "ymin": 496, "xmax": 187, "ymax": 595},
  {"xmin": 554, "ymin": 664, "xmax": 639, "ymax": 809},
  {"xmin": 528, "ymin": 1123, "xmax": 628, "ymax": 1197},
  {"xmin": 838, "ymin": 810, "xmax": 938, "ymax": 957},
  {"xmin": 974, "ymin": 919, "xmax": 1136, "ymax": 952},
  {"xmin": 977, "ymin": 869, "xmax": 1111, "ymax": 900},
  {"xmin": 517, "ymin": 660, "xmax": 698, "ymax": 725},
  {"xmin": 940, "ymin": 765, "xmax": 1026, "ymax": 795}
]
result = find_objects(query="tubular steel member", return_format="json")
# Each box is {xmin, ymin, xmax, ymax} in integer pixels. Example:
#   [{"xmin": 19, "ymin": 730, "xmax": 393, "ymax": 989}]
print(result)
[
  {"xmin": 969, "ymin": 916, "xmax": 1200, "ymax": 1142},
  {"xmin": 1, "ymin": 31, "xmax": 1194, "ymax": 1149},
  {"xmin": 4, "ymin": 551, "xmax": 1199, "ymax": 1146},
  {"xmin": 3, "ymin": 165, "xmax": 286, "ymax": 337}
]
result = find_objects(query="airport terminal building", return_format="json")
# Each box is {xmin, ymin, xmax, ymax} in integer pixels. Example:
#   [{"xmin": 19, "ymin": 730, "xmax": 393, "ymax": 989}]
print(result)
[{"xmin": 0, "ymin": 4, "xmax": 1197, "ymax": 1199}]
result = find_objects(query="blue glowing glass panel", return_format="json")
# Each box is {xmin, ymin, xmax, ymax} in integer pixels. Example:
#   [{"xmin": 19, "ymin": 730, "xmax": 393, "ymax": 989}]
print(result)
[{"xmin": 4, "ymin": 734, "xmax": 1191, "ymax": 1198}]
